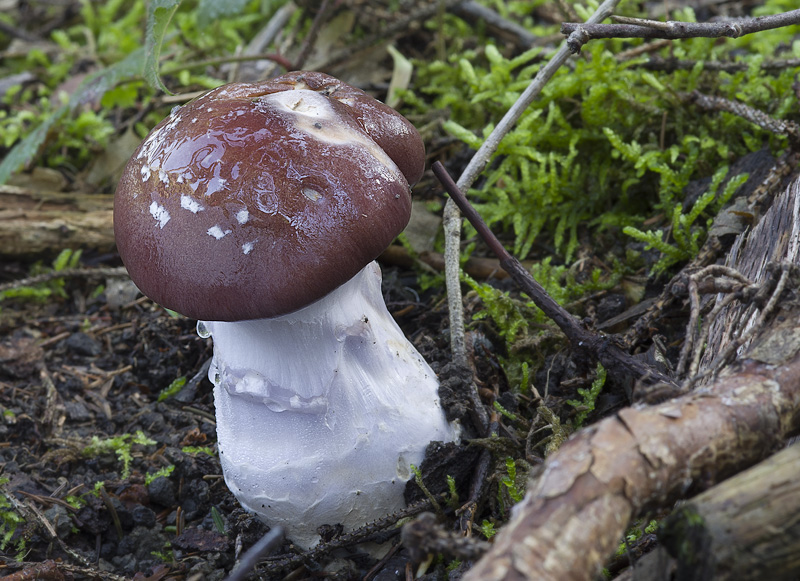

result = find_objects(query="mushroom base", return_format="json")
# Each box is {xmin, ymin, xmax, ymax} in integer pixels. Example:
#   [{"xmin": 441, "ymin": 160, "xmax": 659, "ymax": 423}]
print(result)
[{"xmin": 203, "ymin": 262, "xmax": 457, "ymax": 549}]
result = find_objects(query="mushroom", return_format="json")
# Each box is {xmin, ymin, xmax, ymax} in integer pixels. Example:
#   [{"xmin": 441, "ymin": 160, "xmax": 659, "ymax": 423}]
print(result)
[{"xmin": 114, "ymin": 71, "xmax": 457, "ymax": 548}]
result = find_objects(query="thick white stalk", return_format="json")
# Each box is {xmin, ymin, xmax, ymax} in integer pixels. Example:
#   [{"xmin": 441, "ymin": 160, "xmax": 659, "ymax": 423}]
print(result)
[{"xmin": 202, "ymin": 262, "xmax": 457, "ymax": 548}]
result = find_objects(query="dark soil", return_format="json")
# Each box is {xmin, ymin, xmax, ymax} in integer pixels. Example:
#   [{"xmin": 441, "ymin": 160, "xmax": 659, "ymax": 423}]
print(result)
[
  {"xmin": 0, "ymin": 265, "xmax": 242, "ymax": 580},
  {"xmin": 0, "ymin": 258, "xmax": 492, "ymax": 581}
]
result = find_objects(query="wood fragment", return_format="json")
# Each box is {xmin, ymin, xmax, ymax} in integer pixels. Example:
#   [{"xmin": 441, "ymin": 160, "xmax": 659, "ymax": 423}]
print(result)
[
  {"xmin": 0, "ymin": 185, "xmax": 114, "ymax": 257},
  {"xmin": 659, "ymin": 442, "xmax": 800, "ymax": 581}
]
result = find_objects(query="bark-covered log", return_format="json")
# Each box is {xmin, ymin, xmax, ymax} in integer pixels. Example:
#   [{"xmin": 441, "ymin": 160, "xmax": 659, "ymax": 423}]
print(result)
[
  {"xmin": 463, "ymin": 176, "xmax": 800, "ymax": 581},
  {"xmin": 0, "ymin": 185, "xmax": 115, "ymax": 257},
  {"xmin": 658, "ymin": 441, "xmax": 800, "ymax": 581}
]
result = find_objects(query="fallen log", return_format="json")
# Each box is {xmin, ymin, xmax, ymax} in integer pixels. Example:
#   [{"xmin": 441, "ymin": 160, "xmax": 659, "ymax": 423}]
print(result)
[
  {"xmin": 658, "ymin": 440, "xmax": 800, "ymax": 580},
  {"xmin": 0, "ymin": 184, "xmax": 114, "ymax": 258}
]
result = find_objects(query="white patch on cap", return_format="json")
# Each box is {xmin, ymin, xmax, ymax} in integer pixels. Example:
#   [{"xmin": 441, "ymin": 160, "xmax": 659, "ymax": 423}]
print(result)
[
  {"xmin": 180, "ymin": 195, "xmax": 204, "ymax": 213},
  {"xmin": 302, "ymin": 187, "xmax": 322, "ymax": 202},
  {"xmin": 141, "ymin": 165, "xmax": 151, "ymax": 181},
  {"xmin": 149, "ymin": 201, "xmax": 170, "ymax": 228},
  {"xmin": 205, "ymin": 176, "xmax": 227, "ymax": 197},
  {"xmin": 159, "ymin": 168, "xmax": 169, "ymax": 185},
  {"xmin": 242, "ymin": 241, "xmax": 255, "ymax": 254},
  {"xmin": 207, "ymin": 225, "xmax": 231, "ymax": 239},
  {"xmin": 258, "ymin": 90, "xmax": 401, "ymax": 181},
  {"xmin": 236, "ymin": 209, "xmax": 249, "ymax": 224}
]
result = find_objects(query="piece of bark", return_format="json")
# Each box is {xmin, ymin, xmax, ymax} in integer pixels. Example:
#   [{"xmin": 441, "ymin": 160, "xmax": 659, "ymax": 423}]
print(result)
[
  {"xmin": 0, "ymin": 185, "xmax": 114, "ymax": 257},
  {"xmin": 0, "ymin": 183, "xmax": 526, "ymax": 279},
  {"xmin": 462, "ymin": 175, "xmax": 800, "ymax": 581},
  {"xmin": 658, "ymin": 441, "xmax": 800, "ymax": 581},
  {"xmin": 700, "ymin": 175, "xmax": 800, "ymax": 372}
]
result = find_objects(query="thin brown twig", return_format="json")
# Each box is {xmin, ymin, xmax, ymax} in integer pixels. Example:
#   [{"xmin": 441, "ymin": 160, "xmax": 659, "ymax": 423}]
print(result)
[
  {"xmin": 402, "ymin": 512, "xmax": 491, "ymax": 564},
  {"xmin": 453, "ymin": 1, "xmax": 538, "ymax": 48},
  {"xmin": 562, "ymin": 9, "xmax": 800, "ymax": 53},
  {"xmin": 0, "ymin": 19, "xmax": 40, "ymax": 42},
  {"xmin": 0, "ymin": 266, "xmax": 128, "ymax": 294},
  {"xmin": 624, "ymin": 150, "xmax": 800, "ymax": 351},
  {"xmin": 433, "ymin": 162, "xmax": 675, "ymax": 390},
  {"xmin": 258, "ymin": 496, "xmax": 443, "ymax": 576},
  {"xmin": 292, "ymin": 0, "xmax": 334, "ymax": 70},
  {"xmin": 441, "ymin": 0, "xmax": 623, "ymax": 371},
  {"xmin": 677, "ymin": 266, "xmax": 752, "ymax": 377},
  {"xmin": 641, "ymin": 56, "xmax": 800, "ymax": 73},
  {"xmin": 160, "ymin": 52, "xmax": 293, "ymax": 76},
  {"xmin": 686, "ymin": 90, "xmax": 800, "ymax": 146},
  {"xmin": 4, "ymin": 492, "xmax": 95, "ymax": 570},
  {"xmin": 687, "ymin": 263, "xmax": 799, "ymax": 388},
  {"xmin": 318, "ymin": 0, "xmax": 468, "ymax": 70},
  {"xmin": 224, "ymin": 526, "xmax": 285, "ymax": 581}
]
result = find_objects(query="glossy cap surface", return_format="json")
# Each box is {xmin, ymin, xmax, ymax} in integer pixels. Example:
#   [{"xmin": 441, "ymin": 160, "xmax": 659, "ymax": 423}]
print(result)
[{"xmin": 114, "ymin": 72, "xmax": 424, "ymax": 321}]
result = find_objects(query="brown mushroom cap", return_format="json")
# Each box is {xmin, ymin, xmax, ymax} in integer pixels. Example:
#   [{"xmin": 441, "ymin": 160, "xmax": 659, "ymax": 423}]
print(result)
[{"xmin": 114, "ymin": 72, "xmax": 424, "ymax": 321}]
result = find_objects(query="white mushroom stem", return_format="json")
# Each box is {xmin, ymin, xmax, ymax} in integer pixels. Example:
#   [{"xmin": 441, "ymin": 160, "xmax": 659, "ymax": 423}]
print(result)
[{"xmin": 201, "ymin": 261, "xmax": 458, "ymax": 549}]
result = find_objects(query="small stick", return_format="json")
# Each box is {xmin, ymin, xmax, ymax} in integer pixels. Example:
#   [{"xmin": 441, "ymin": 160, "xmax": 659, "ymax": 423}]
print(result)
[
  {"xmin": 562, "ymin": 9, "xmax": 800, "ymax": 53},
  {"xmin": 225, "ymin": 526, "xmax": 285, "ymax": 581},
  {"xmin": 432, "ymin": 162, "xmax": 675, "ymax": 390},
  {"xmin": 0, "ymin": 266, "xmax": 128, "ymax": 294}
]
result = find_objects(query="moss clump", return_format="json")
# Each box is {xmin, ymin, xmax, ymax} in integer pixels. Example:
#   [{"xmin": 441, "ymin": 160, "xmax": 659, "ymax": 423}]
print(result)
[{"xmin": 409, "ymin": 3, "xmax": 799, "ymax": 264}]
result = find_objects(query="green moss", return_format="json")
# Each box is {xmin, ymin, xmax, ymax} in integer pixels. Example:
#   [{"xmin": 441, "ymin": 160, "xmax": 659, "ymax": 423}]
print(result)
[
  {"xmin": 407, "ymin": 0, "xmax": 799, "ymax": 386},
  {"xmin": 0, "ymin": 0, "xmax": 297, "ymax": 183},
  {"xmin": 145, "ymin": 465, "xmax": 175, "ymax": 486},
  {"xmin": 410, "ymin": 1, "xmax": 799, "ymax": 266},
  {"xmin": 0, "ymin": 249, "xmax": 83, "ymax": 307},
  {"xmin": 181, "ymin": 445, "xmax": 216, "ymax": 456},
  {"xmin": 659, "ymin": 504, "xmax": 709, "ymax": 566},
  {"xmin": 567, "ymin": 362, "xmax": 607, "ymax": 428},
  {"xmin": 500, "ymin": 457, "xmax": 524, "ymax": 503},
  {"xmin": 0, "ymin": 478, "xmax": 25, "ymax": 558},
  {"xmin": 157, "ymin": 376, "xmax": 187, "ymax": 402},
  {"xmin": 83, "ymin": 430, "xmax": 156, "ymax": 479},
  {"xmin": 623, "ymin": 167, "xmax": 749, "ymax": 274},
  {"xmin": 463, "ymin": 258, "xmax": 620, "ymax": 384}
]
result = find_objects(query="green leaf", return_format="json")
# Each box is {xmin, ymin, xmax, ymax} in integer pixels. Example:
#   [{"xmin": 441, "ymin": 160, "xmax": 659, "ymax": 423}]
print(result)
[
  {"xmin": 197, "ymin": 0, "xmax": 250, "ymax": 29},
  {"xmin": 211, "ymin": 506, "xmax": 225, "ymax": 534},
  {"xmin": 158, "ymin": 376, "xmax": 187, "ymax": 402},
  {"xmin": 0, "ymin": 48, "xmax": 145, "ymax": 185},
  {"xmin": 144, "ymin": 0, "xmax": 181, "ymax": 93},
  {"xmin": 0, "ymin": 121, "xmax": 56, "ymax": 185},
  {"xmin": 52, "ymin": 248, "xmax": 81, "ymax": 271},
  {"xmin": 443, "ymin": 120, "xmax": 483, "ymax": 150}
]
